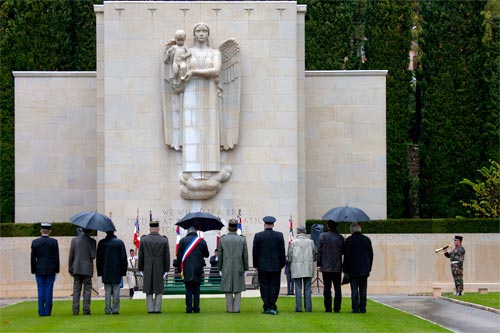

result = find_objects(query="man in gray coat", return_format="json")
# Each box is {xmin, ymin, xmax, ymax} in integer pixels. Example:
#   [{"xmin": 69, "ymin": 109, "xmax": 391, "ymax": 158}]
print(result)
[
  {"xmin": 288, "ymin": 226, "xmax": 316, "ymax": 312},
  {"xmin": 68, "ymin": 228, "xmax": 97, "ymax": 315},
  {"xmin": 138, "ymin": 220, "xmax": 170, "ymax": 314},
  {"xmin": 218, "ymin": 219, "xmax": 249, "ymax": 313},
  {"xmin": 317, "ymin": 220, "xmax": 345, "ymax": 313}
]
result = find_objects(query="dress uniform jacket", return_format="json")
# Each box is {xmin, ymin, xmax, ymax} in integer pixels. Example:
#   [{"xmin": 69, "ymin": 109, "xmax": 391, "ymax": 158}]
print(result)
[
  {"xmin": 138, "ymin": 232, "xmax": 170, "ymax": 294},
  {"xmin": 31, "ymin": 235, "xmax": 60, "ymax": 275},
  {"xmin": 217, "ymin": 231, "xmax": 249, "ymax": 293},
  {"xmin": 252, "ymin": 228, "xmax": 286, "ymax": 272}
]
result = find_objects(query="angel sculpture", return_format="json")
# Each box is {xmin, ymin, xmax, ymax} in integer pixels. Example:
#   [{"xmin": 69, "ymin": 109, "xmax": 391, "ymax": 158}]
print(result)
[{"xmin": 162, "ymin": 23, "xmax": 241, "ymax": 200}]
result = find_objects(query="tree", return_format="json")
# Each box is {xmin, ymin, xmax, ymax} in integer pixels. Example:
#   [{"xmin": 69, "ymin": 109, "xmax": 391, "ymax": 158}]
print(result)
[{"xmin": 460, "ymin": 160, "xmax": 500, "ymax": 218}]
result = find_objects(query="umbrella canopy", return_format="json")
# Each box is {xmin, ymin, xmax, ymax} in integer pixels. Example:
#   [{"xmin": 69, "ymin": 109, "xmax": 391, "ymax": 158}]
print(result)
[
  {"xmin": 175, "ymin": 212, "xmax": 224, "ymax": 232},
  {"xmin": 70, "ymin": 211, "xmax": 116, "ymax": 232},
  {"xmin": 322, "ymin": 205, "xmax": 370, "ymax": 223}
]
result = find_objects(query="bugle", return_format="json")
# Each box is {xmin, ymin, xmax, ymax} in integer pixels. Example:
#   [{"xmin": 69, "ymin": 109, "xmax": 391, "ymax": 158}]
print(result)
[{"xmin": 434, "ymin": 245, "xmax": 450, "ymax": 253}]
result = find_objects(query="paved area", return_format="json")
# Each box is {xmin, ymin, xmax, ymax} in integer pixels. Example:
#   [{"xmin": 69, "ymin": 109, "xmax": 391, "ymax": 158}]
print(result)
[
  {"xmin": 371, "ymin": 295, "xmax": 500, "ymax": 333},
  {"xmin": 2, "ymin": 295, "xmax": 499, "ymax": 333}
]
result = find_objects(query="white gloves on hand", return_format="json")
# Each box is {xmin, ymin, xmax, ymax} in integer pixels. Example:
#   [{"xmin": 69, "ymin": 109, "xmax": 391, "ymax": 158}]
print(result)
[
  {"xmin": 163, "ymin": 272, "xmax": 168, "ymax": 279},
  {"xmin": 139, "ymin": 271, "xmax": 144, "ymax": 276},
  {"xmin": 244, "ymin": 271, "xmax": 248, "ymax": 277}
]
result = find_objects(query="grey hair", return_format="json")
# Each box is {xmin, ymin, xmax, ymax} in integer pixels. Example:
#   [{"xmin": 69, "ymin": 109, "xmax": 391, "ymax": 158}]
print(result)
[{"xmin": 350, "ymin": 223, "xmax": 362, "ymax": 233}]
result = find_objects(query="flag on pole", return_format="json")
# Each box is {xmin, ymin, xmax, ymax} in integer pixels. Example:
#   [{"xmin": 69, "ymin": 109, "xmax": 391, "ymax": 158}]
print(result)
[
  {"xmin": 133, "ymin": 209, "xmax": 140, "ymax": 249},
  {"xmin": 237, "ymin": 209, "xmax": 242, "ymax": 235},
  {"xmin": 175, "ymin": 225, "xmax": 181, "ymax": 255},
  {"xmin": 216, "ymin": 230, "xmax": 221, "ymax": 249},
  {"xmin": 149, "ymin": 210, "xmax": 153, "ymax": 223},
  {"xmin": 288, "ymin": 214, "xmax": 294, "ymax": 246}
]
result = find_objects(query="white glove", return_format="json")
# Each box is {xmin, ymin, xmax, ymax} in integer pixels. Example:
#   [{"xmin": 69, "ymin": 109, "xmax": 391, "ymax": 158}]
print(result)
[
  {"xmin": 139, "ymin": 271, "xmax": 144, "ymax": 276},
  {"xmin": 244, "ymin": 271, "xmax": 248, "ymax": 277},
  {"xmin": 219, "ymin": 271, "xmax": 222, "ymax": 276},
  {"xmin": 163, "ymin": 272, "xmax": 168, "ymax": 279}
]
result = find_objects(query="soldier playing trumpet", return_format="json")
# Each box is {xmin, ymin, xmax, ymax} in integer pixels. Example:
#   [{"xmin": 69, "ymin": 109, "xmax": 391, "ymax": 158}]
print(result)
[{"xmin": 443, "ymin": 236, "xmax": 465, "ymax": 296}]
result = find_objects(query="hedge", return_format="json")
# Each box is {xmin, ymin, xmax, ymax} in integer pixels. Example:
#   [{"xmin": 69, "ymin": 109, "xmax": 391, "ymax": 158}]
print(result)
[
  {"xmin": 305, "ymin": 218, "xmax": 500, "ymax": 234},
  {"xmin": 0, "ymin": 222, "xmax": 96, "ymax": 237}
]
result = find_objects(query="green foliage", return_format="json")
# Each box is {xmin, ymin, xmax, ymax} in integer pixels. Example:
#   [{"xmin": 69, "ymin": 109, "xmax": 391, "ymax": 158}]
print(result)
[
  {"xmin": 460, "ymin": 160, "xmax": 500, "ymax": 218},
  {"xmin": 363, "ymin": 0, "xmax": 413, "ymax": 218},
  {"xmin": 306, "ymin": 218, "xmax": 500, "ymax": 234},
  {"xmin": 419, "ymin": 0, "xmax": 489, "ymax": 217},
  {"xmin": 0, "ymin": 0, "xmax": 100, "ymax": 223},
  {"xmin": 301, "ymin": 0, "xmax": 358, "ymax": 70},
  {"xmin": 0, "ymin": 222, "xmax": 94, "ymax": 237}
]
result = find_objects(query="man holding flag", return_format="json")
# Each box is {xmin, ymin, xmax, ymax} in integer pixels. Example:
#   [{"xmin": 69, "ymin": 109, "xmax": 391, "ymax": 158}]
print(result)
[{"xmin": 177, "ymin": 225, "xmax": 209, "ymax": 313}]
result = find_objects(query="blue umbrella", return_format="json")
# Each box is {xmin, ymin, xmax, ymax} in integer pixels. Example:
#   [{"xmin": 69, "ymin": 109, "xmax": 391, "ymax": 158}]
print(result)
[
  {"xmin": 175, "ymin": 212, "xmax": 224, "ymax": 232},
  {"xmin": 322, "ymin": 205, "xmax": 370, "ymax": 223},
  {"xmin": 71, "ymin": 211, "xmax": 116, "ymax": 232}
]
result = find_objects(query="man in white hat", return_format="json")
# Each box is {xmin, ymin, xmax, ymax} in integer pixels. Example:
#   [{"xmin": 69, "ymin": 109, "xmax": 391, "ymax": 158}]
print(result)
[{"xmin": 31, "ymin": 223, "xmax": 60, "ymax": 316}]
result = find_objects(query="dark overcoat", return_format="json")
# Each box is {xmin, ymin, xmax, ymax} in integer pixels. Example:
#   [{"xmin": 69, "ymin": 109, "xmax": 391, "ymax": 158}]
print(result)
[
  {"xmin": 217, "ymin": 231, "xmax": 248, "ymax": 293},
  {"xmin": 31, "ymin": 235, "xmax": 60, "ymax": 275},
  {"xmin": 317, "ymin": 230, "xmax": 345, "ymax": 273},
  {"xmin": 177, "ymin": 231, "xmax": 209, "ymax": 283},
  {"xmin": 343, "ymin": 231, "xmax": 373, "ymax": 277},
  {"xmin": 252, "ymin": 228, "xmax": 286, "ymax": 272},
  {"xmin": 96, "ymin": 235, "xmax": 128, "ymax": 284},
  {"xmin": 138, "ymin": 232, "xmax": 170, "ymax": 294}
]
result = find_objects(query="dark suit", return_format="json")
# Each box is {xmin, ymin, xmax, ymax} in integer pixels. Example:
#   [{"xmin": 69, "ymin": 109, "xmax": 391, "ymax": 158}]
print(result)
[
  {"xmin": 31, "ymin": 235, "xmax": 60, "ymax": 316},
  {"xmin": 96, "ymin": 234, "xmax": 127, "ymax": 314},
  {"xmin": 68, "ymin": 233, "xmax": 96, "ymax": 315},
  {"xmin": 343, "ymin": 231, "xmax": 373, "ymax": 313},
  {"xmin": 252, "ymin": 228, "xmax": 286, "ymax": 312},
  {"xmin": 177, "ymin": 231, "xmax": 209, "ymax": 313}
]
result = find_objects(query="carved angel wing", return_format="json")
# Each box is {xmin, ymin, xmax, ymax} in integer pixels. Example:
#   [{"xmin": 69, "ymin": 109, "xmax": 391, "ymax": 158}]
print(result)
[
  {"xmin": 218, "ymin": 38, "xmax": 241, "ymax": 150},
  {"xmin": 162, "ymin": 40, "xmax": 182, "ymax": 150}
]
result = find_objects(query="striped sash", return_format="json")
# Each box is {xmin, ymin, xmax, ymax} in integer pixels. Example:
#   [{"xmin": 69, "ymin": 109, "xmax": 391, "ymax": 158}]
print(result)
[{"xmin": 181, "ymin": 235, "xmax": 202, "ymax": 275}]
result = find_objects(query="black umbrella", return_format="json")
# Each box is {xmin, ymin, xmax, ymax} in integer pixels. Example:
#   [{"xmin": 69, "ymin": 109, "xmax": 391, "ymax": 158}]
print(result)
[
  {"xmin": 70, "ymin": 211, "xmax": 116, "ymax": 232},
  {"xmin": 322, "ymin": 205, "xmax": 370, "ymax": 223},
  {"xmin": 175, "ymin": 212, "xmax": 224, "ymax": 232}
]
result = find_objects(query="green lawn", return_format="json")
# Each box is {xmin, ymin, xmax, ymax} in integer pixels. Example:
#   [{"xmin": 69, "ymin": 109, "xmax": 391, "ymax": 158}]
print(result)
[
  {"xmin": 443, "ymin": 292, "xmax": 500, "ymax": 309},
  {"xmin": 0, "ymin": 297, "xmax": 449, "ymax": 332}
]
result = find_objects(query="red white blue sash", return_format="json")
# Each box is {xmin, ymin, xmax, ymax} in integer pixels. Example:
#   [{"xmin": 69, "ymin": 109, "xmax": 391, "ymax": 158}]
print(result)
[{"xmin": 181, "ymin": 235, "xmax": 202, "ymax": 274}]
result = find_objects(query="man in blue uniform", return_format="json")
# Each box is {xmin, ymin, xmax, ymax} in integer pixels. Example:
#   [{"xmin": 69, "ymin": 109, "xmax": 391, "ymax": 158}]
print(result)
[
  {"xmin": 252, "ymin": 216, "xmax": 286, "ymax": 315},
  {"xmin": 31, "ymin": 223, "xmax": 60, "ymax": 316}
]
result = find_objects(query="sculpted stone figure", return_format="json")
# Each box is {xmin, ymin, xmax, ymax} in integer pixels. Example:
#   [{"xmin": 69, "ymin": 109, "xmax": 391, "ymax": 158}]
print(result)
[{"xmin": 162, "ymin": 23, "xmax": 241, "ymax": 200}]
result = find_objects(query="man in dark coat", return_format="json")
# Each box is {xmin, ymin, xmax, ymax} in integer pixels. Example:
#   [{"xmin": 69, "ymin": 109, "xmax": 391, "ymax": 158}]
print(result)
[
  {"xmin": 177, "ymin": 225, "xmax": 209, "ymax": 313},
  {"xmin": 317, "ymin": 220, "xmax": 345, "ymax": 312},
  {"xmin": 96, "ymin": 230, "xmax": 127, "ymax": 314},
  {"xmin": 218, "ymin": 219, "xmax": 249, "ymax": 313},
  {"xmin": 252, "ymin": 216, "xmax": 286, "ymax": 315},
  {"xmin": 138, "ymin": 220, "xmax": 170, "ymax": 313},
  {"xmin": 343, "ymin": 223, "xmax": 373, "ymax": 313},
  {"xmin": 31, "ymin": 223, "xmax": 60, "ymax": 316},
  {"xmin": 68, "ymin": 228, "xmax": 96, "ymax": 315}
]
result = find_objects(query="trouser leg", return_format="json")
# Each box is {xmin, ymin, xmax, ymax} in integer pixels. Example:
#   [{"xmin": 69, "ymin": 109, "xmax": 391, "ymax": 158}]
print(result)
[
  {"xmin": 268, "ymin": 272, "xmax": 281, "ymax": 311},
  {"xmin": 104, "ymin": 284, "xmax": 112, "ymax": 314},
  {"xmin": 304, "ymin": 277, "xmax": 312, "ymax": 312},
  {"xmin": 233, "ymin": 292, "xmax": 241, "ymax": 312},
  {"xmin": 82, "ymin": 275, "xmax": 92, "ymax": 315},
  {"xmin": 358, "ymin": 276, "xmax": 368, "ymax": 313},
  {"xmin": 294, "ymin": 278, "xmax": 303, "ymax": 312},
  {"xmin": 154, "ymin": 293, "xmax": 162, "ymax": 312},
  {"xmin": 332, "ymin": 272, "xmax": 342, "ymax": 313},
  {"xmin": 35, "ymin": 275, "xmax": 45, "ymax": 316},
  {"xmin": 322, "ymin": 272, "xmax": 333, "ymax": 312},
  {"xmin": 112, "ymin": 283, "xmax": 121, "ymax": 313},
  {"xmin": 72, "ymin": 275, "xmax": 83, "ymax": 315},
  {"xmin": 225, "ymin": 293, "xmax": 234, "ymax": 312},
  {"xmin": 350, "ymin": 278, "xmax": 360, "ymax": 313},
  {"xmin": 146, "ymin": 294, "xmax": 154, "ymax": 312},
  {"xmin": 44, "ymin": 274, "xmax": 55, "ymax": 316}
]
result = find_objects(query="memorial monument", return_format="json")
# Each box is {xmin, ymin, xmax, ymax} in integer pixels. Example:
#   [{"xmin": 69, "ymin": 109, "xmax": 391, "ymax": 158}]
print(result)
[{"xmin": 14, "ymin": 1, "xmax": 387, "ymax": 251}]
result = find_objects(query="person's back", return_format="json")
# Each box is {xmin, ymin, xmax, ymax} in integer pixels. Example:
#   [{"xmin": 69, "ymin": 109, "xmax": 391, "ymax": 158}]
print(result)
[
  {"xmin": 253, "ymin": 228, "xmax": 286, "ymax": 272},
  {"xmin": 344, "ymin": 231, "xmax": 373, "ymax": 277},
  {"xmin": 69, "ymin": 233, "xmax": 96, "ymax": 276},
  {"xmin": 318, "ymin": 229, "xmax": 344, "ymax": 273},
  {"xmin": 289, "ymin": 234, "xmax": 315, "ymax": 279},
  {"xmin": 97, "ymin": 235, "xmax": 127, "ymax": 284}
]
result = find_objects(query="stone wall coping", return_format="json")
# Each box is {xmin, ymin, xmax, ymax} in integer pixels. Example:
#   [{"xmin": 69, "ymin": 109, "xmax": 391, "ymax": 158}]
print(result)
[
  {"xmin": 306, "ymin": 70, "xmax": 388, "ymax": 77},
  {"xmin": 13, "ymin": 71, "xmax": 96, "ymax": 78}
]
